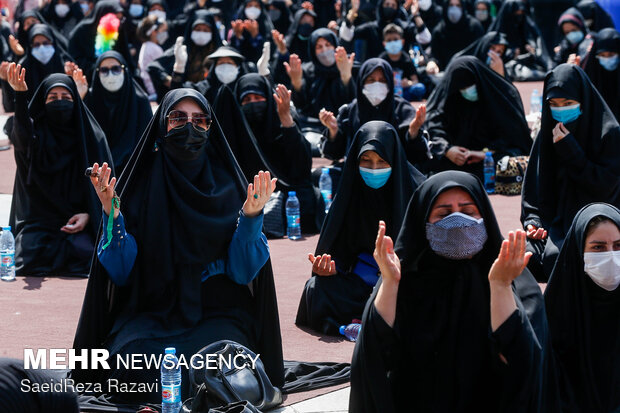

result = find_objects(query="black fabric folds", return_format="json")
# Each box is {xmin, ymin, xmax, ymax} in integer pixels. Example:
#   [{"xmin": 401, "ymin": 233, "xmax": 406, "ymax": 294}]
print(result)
[
  {"xmin": 583, "ymin": 28, "xmax": 620, "ymax": 121},
  {"xmin": 86, "ymin": 50, "xmax": 151, "ymax": 172},
  {"xmin": 545, "ymin": 203, "xmax": 620, "ymax": 413}
]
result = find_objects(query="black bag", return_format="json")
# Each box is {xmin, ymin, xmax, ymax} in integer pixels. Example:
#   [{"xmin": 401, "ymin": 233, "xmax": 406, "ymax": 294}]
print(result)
[
  {"xmin": 181, "ymin": 340, "xmax": 282, "ymax": 412},
  {"xmin": 263, "ymin": 191, "xmax": 285, "ymax": 238}
]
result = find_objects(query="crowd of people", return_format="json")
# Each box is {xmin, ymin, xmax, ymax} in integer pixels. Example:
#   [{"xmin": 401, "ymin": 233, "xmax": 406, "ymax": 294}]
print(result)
[{"xmin": 0, "ymin": 0, "xmax": 619, "ymax": 412}]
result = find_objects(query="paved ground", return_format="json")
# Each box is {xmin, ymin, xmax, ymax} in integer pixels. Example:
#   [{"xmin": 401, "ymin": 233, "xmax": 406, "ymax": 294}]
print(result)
[{"xmin": 0, "ymin": 82, "xmax": 541, "ymax": 411}]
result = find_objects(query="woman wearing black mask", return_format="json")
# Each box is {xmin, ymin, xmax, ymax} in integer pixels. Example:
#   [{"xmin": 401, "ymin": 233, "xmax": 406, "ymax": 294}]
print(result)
[
  {"xmin": 350, "ymin": 171, "xmax": 550, "ymax": 412},
  {"xmin": 72, "ymin": 88, "xmax": 284, "ymax": 402},
  {"xmin": 545, "ymin": 203, "xmax": 620, "ymax": 413},
  {"xmin": 583, "ymin": 28, "xmax": 620, "ymax": 121},
  {"xmin": 85, "ymin": 51, "xmax": 151, "ymax": 173},
  {"xmin": 521, "ymin": 64, "xmax": 620, "ymax": 282},
  {"xmin": 296, "ymin": 121, "xmax": 425, "ymax": 335},
  {"xmin": 429, "ymin": 0, "xmax": 484, "ymax": 71},
  {"xmin": 268, "ymin": 0, "xmax": 293, "ymax": 35},
  {"xmin": 215, "ymin": 73, "xmax": 318, "ymax": 232},
  {"xmin": 7, "ymin": 66, "xmax": 113, "ymax": 277}
]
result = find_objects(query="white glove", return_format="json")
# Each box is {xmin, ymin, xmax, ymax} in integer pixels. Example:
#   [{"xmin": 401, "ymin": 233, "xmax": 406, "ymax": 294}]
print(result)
[
  {"xmin": 173, "ymin": 36, "xmax": 187, "ymax": 74},
  {"xmin": 257, "ymin": 41, "xmax": 271, "ymax": 76}
]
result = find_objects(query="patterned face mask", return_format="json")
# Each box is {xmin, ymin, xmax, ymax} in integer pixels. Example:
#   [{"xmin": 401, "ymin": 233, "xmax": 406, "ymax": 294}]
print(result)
[{"xmin": 426, "ymin": 212, "xmax": 488, "ymax": 259}]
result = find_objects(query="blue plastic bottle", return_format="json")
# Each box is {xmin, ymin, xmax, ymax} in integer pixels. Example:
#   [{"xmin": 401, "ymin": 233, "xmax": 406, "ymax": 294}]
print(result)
[
  {"xmin": 530, "ymin": 89, "xmax": 542, "ymax": 114},
  {"xmin": 483, "ymin": 152, "xmax": 495, "ymax": 194},
  {"xmin": 339, "ymin": 323, "xmax": 361, "ymax": 342},
  {"xmin": 0, "ymin": 226, "xmax": 15, "ymax": 282},
  {"xmin": 161, "ymin": 347, "xmax": 181, "ymax": 413},
  {"xmin": 319, "ymin": 168, "xmax": 332, "ymax": 213},
  {"xmin": 393, "ymin": 70, "xmax": 403, "ymax": 96},
  {"xmin": 286, "ymin": 191, "xmax": 301, "ymax": 240}
]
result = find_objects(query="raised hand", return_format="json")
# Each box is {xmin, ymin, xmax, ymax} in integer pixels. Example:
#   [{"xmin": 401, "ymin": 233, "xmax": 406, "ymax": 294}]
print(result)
[
  {"xmin": 488, "ymin": 230, "xmax": 532, "ymax": 287},
  {"xmin": 488, "ymin": 50, "xmax": 504, "ymax": 77},
  {"xmin": 173, "ymin": 37, "xmax": 187, "ymax": 73},
  {"xmin": 374, "ymin": 220, "xmax": 401, "ymax": 285},
  {"xmin": 410, "ymin": 0, "xmax": 419, "ymax": 15},
  {"xmin": 64, "ymin": 61, "xmax": 78, "ymax": 77},
  {"xmin": 72, "ymin": 67, "xmax": 88, "ymax": 99},
  {"xmin": 89, "ymin": 162, "xmax": 119, "ymax": 218},
  {"xmin": 8, "ymin": 34, "xmax": 24, "ymax": 56},
  {"xmin": 426, "ymin": 60, "xmax": 439, "ymax": 75},
  {"xmin": 271, "ymin": 29, "xmax": 287, "ymax": 54},
  {"xmin": 273, "ymin": 84, "xmax": 294, "ymax": 127},
  {"xmin": 244, "ymin": 19, "xmax": 259, "ymax": 38},
  {"xmin": 301, "ymin": 1, "xmax": 314, "ymax": 10},
  {"xmin": 61, "ymin": 213, "xmax": 89, "ymax": 234},
  {"xmin": 408, "ymin": 104, "xmax": 426, "ymax": 138},
  {"xmin": 552, "ymin": 122, "xmax": 569, "ymax": 143},
  {"xmin": 526, "ymin": 224, "xmax": 547, "ymax": 240},
  {"xmin": 284, "ymin": 53, "xmax": 303, "ymax": 90},
  {"xmin": 7, "ymin": 62, "xmax": 27, "ymax": 92},
  {"xmin": 243, "ymin": 170, "xmax": 277, "ymax": 218},
  {"xmin": 308, "ymin": 253, "xmax": 337, "ymax": 276},
  {"xmin": 335, "ymin": 46, "xmax": 354, "ymax": 84},
  {"xmin": 319, "ymin": 108, "xmax": 338, "ymax": 139},
  {"xmin": 0, "ymin": 61, "xmax": 10, "ymax": 80},
  {"xmin": 445, "ymin": 146, "xmax": 469, "ymax": 166},
  {"xmin": 232, "ymin": 19, "xmax": 244, "ymax": 38}
]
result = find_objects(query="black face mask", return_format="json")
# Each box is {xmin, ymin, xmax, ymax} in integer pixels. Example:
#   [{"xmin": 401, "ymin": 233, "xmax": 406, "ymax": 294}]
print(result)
[
  {"xmin": 45, "ymin": 99, "xmax": 74, "ymax": 126},
  {"xmin": 242, "ymin": 101, "xmax": 267, "ymax": 124},
  {"xmin": 298, "ymin": 23, "xmax": 314, "ymax": 38},
  {"xmin": 514, "ymin": 14, "xmax": 524, "ymax": 25},
  {"xmin": 163, "ymin": 123, "xmax": 208, "ymax": 161},
  {"xmin": 382, "ymin": 7, "xmax": 397, "ymax": 20}
]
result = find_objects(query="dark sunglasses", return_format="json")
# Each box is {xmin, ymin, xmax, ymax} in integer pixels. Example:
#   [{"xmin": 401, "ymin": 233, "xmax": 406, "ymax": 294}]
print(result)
[
  {"xmin": 97, "ymin": 65, "xmax": 124, "ymax": 76},
  {"xmin": 167, "ymin": 110, "xmax": 212, "ymax": 131}
]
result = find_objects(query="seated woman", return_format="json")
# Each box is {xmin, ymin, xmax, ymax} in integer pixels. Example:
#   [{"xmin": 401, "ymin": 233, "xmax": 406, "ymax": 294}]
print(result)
[
  {"xmin": 229, "ymin": 0, "xmax": 273, "ymax": 64},
  {"xmin": 320, "ymin": 58, "xmax": 429, "ymax": 167},
  {"xmin": 7, "ymin": 66, "xmax": 112, "ymax": 277},
  {"xmin": 285, "ymin": 28, "xmax": 355, "ymax": 122},
  {"xmin": 521, "ymin": 64, "xmax": 620, "ymax": 282},
  {"xmin": 85, "ymin": 51, "xmax": 152, "ymax": 174},
  {"xmin": 350, "ymin": 171, "xmax": 550, "ymax": 412},
  {"xmin": 71, "ymin": 89, "xmax": 284, "ymax": 402},
  {"xmin": 576, "ymin": 0, "xmax": 615, "ymax": 33},
  {"xmin": 296, "ymin": 120, "xmax": 425, "ymax": 335},
  {"xmin": 553, "ymin": 7, "xmax": 593, "ymax": 66},
  {"xmin": 451, "ymin": 31, "xmax": 510, "ymax": 79},
  {"xmin": 423, "ymin": 56, "xmax": 532, "ymax": 180},
  {"xmin": 583, "ymin": 28, "xmax": 620, "ymax": 121},
  {"xmin": 488, "ymin": 0, "xmax": 553, "ymax": 81},
  {"xmin": 214, "ymin": 73, "xmax": 319, "ymax": 233},
  {"xmin": 146, "ymin": 10, "xmax": 222, "ymax": 101},
  {"xmin": 545, "ymin": 203, "xmax": 620, "ymax": 413}
]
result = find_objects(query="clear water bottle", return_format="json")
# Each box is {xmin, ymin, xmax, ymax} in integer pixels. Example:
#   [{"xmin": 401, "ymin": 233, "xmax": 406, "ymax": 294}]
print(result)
[
  {"xmin": 339, "ymin": 323, "xmax": 361, "ymax": 342},
  {"xmin": 319, "ymin": 168, "xmax": 332, "ymax": 214},
  {"xmin": 412, "ymin": 45, "xmax": 421, "ymax": 67},
  {"xmin": 0, "ymin": 226, "xmax": 15, "ymax": 282},
  {"xmin": 483, "ymin": 152, "xmax": 495, "ymax": 194},
  {"xmin": 393, "ymin": 70, "xmax": 403, "ymax": 96},
  {"xmin": 530, "ymin": 88, "xmax": 542, "ymax": 114},
  {"xmin": 161, "ymin": 347, "xmax": 181, "ymax": 413},
  {"xmin": 286, "ymin": 191, "xmax": 301, "ymax": 240}
]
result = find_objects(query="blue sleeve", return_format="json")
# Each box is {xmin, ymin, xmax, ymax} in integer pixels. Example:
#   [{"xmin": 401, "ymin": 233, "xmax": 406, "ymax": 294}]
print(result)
[
  {"xmin": 225, "ymin": 211, "xmax": 270, "ymax": 285},
  {"xmin": 97, "ymin": 212, "xmax": 138, "ymax": 287}
]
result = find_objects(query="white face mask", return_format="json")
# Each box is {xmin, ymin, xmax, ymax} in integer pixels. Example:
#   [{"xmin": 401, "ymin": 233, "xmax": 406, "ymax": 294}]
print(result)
[
  {"xmin": 244, "ymin": 6, "xmax": 261, "ymax": 20},
  {"xmin": 156, "ymin": 30, "xmax": 168, "ymax": 45},
  {"xmin": 362, "ymin": 81, "xmax": 389, "ymax": 106},
  {"xmin": 215, "ymin": 63, "xmax": 239, "ymax": 84},
  {"xmin": 584, "ymin": 251, "xmax": 620, "ymax": 291},
  {"xmin": 55, "ymin": 3, "xmax": 70, "ymax": 18},
  {"xmin": 31, "ymin": 44, "xmax": 55, "ymax": 64},
  {"xmin": 99, "ymin": 72, "xmax": 125, "ymax": 92},
  {"xmin": 191, "ymin": 30, "xmax": 212, "ymax": 46},
  {"xmin": 149, "ymin": 9, "xmax": 166, "ymax": 21},
  {"xmin": 419, "ymin": 0, "xmax": 432, "ymax": 11}
]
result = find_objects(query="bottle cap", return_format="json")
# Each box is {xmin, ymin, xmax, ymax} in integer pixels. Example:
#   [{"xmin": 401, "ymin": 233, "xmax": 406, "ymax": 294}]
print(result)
[
  {"xmin": 339, "ymin": 326, "xmax": 346, "ymax": 335},
  {"xmin": 164, "ymin": 347, "xmax": 176, "ymax": 355},
  {"xmin": 288, "ymin": 191, "xmax": 296, "ymax": 197},
  {"xmin": 486, "ymin": 151, "xmax": 492, "ymax": 156},
  {"xmin": 322, "ymin": 167, "xmax": 329, "ymax": 174},
  {"xmin": 1, "ymin": 226, "xmax": 10, "ymax": 231}
]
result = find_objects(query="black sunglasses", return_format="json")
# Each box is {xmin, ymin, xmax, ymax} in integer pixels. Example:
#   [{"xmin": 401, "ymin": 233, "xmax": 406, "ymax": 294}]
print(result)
[{"xmin": 97, "ymin": 65, "xmax": 124, "ymax": 76}]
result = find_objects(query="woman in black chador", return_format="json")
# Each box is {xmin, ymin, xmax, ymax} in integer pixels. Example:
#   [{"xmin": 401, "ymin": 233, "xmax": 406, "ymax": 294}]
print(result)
[
  {"xmin": 582, "ymin": 28, "xmax": 620, "ymax": 121},
  {"xmin": 71, "ymin": 89, "xmax": 284, "ymax": 402},
  {"xmin": 296, "ymin": 121, "xmax": 425, "ymax": 335},
  {"xmin": 521, "ymin": 64, "xmax": 620, "ymax": 282},
  {"xmin": 545, "ymin": 203, "xmax": 620, "ymax": 413},
  {"xmin": 7, "ymin": 67, "xmax": 112, "ymax": 277},
  {"xmin": 350, "ymin": 171, "xmax": 551, "ymax": 412}
]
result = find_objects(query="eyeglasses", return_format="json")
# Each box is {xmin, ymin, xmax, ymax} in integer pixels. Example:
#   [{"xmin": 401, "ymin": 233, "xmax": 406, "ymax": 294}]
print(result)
[
  {"xmin": 167, "ymin": 110, "xmax": 212, "ymax": 131},
  {"xmin": 32, "ymin": 40, "xmax": 52, "ymax": 48},
  {"xmin": 97, "ymin": 65, "xmax": 124, "ymax": 76}
]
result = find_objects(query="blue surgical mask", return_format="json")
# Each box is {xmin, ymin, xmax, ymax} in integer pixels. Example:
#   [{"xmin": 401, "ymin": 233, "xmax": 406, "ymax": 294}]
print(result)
[
  {"xmin": 359, "ymin": 166, "xmax": 392, "ymax": 189},
  {"xmin": 447, "ymin": 6, "xmax": 462, "ymax": 23},
  {"xmin": 566, "ymin": 30, "xmax": 584, "ymax": 45},
  {"xmin": 384, "ymin": 39, "xmax": 403, "ymax": 55},
  {"xmin": 597, "ymin": 54, "xmax": 619, "ymax": 71},
  {"xmin": 550, "ymin": 103, "xmax": 581, "ymax": 124},
  {"xmin": 31, "ymin": 44, "xmax": 55, "ymax": 64},
  {"xmin": 425, "ymin": 212, "xmax": 488, "ymax": 260},
  {"xmin": 129, "ymin": 3, "xmax": 143, "ymax": 17},
  {"xmin": 460, "ymin": 84, "xmax": 478, "ymax": 102},
  {"xmin": 80, "ymin": 2, "xmax": 89, "ymax": 14}
]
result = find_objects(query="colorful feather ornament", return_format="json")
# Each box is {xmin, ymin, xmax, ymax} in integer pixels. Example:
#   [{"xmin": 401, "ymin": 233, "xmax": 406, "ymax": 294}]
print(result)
[{"xmin": 95, "ymin": 13, "xmax": 120, "ymax": 57}]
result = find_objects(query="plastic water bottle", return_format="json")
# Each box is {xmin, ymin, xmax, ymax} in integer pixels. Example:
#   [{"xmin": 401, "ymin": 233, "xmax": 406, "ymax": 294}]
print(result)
[
  {"xmin": 530, "ymin": 89, "xmax": 542, "ymax": 114},
  {"xmin": 339, "ymin": 323, "xmax": 361, "ymax": 342},
  {"xmin": 319, "ymin": 168, "xmax": 332, "ymax": 213},
  {"xmin": 0, "ymin": 226, "xmax": 15, "ymax": 282},
  {"xmin": 161, "ymin": 347, "xmax": 181, "ymax": 413},
  {"xmin": 393, "ymin": 70, "xmax": 403, "ymax": 96},
  {"xmin": 483, "ymin": 152, "xmax": 495, "ymax": 194},
  {"xmin": 286, "ymin": 191, "xmax": 301, "ymax": 240},
  {"xmin": 412, "ymin": 45, "xmax": 421, "ymax": 67}
]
